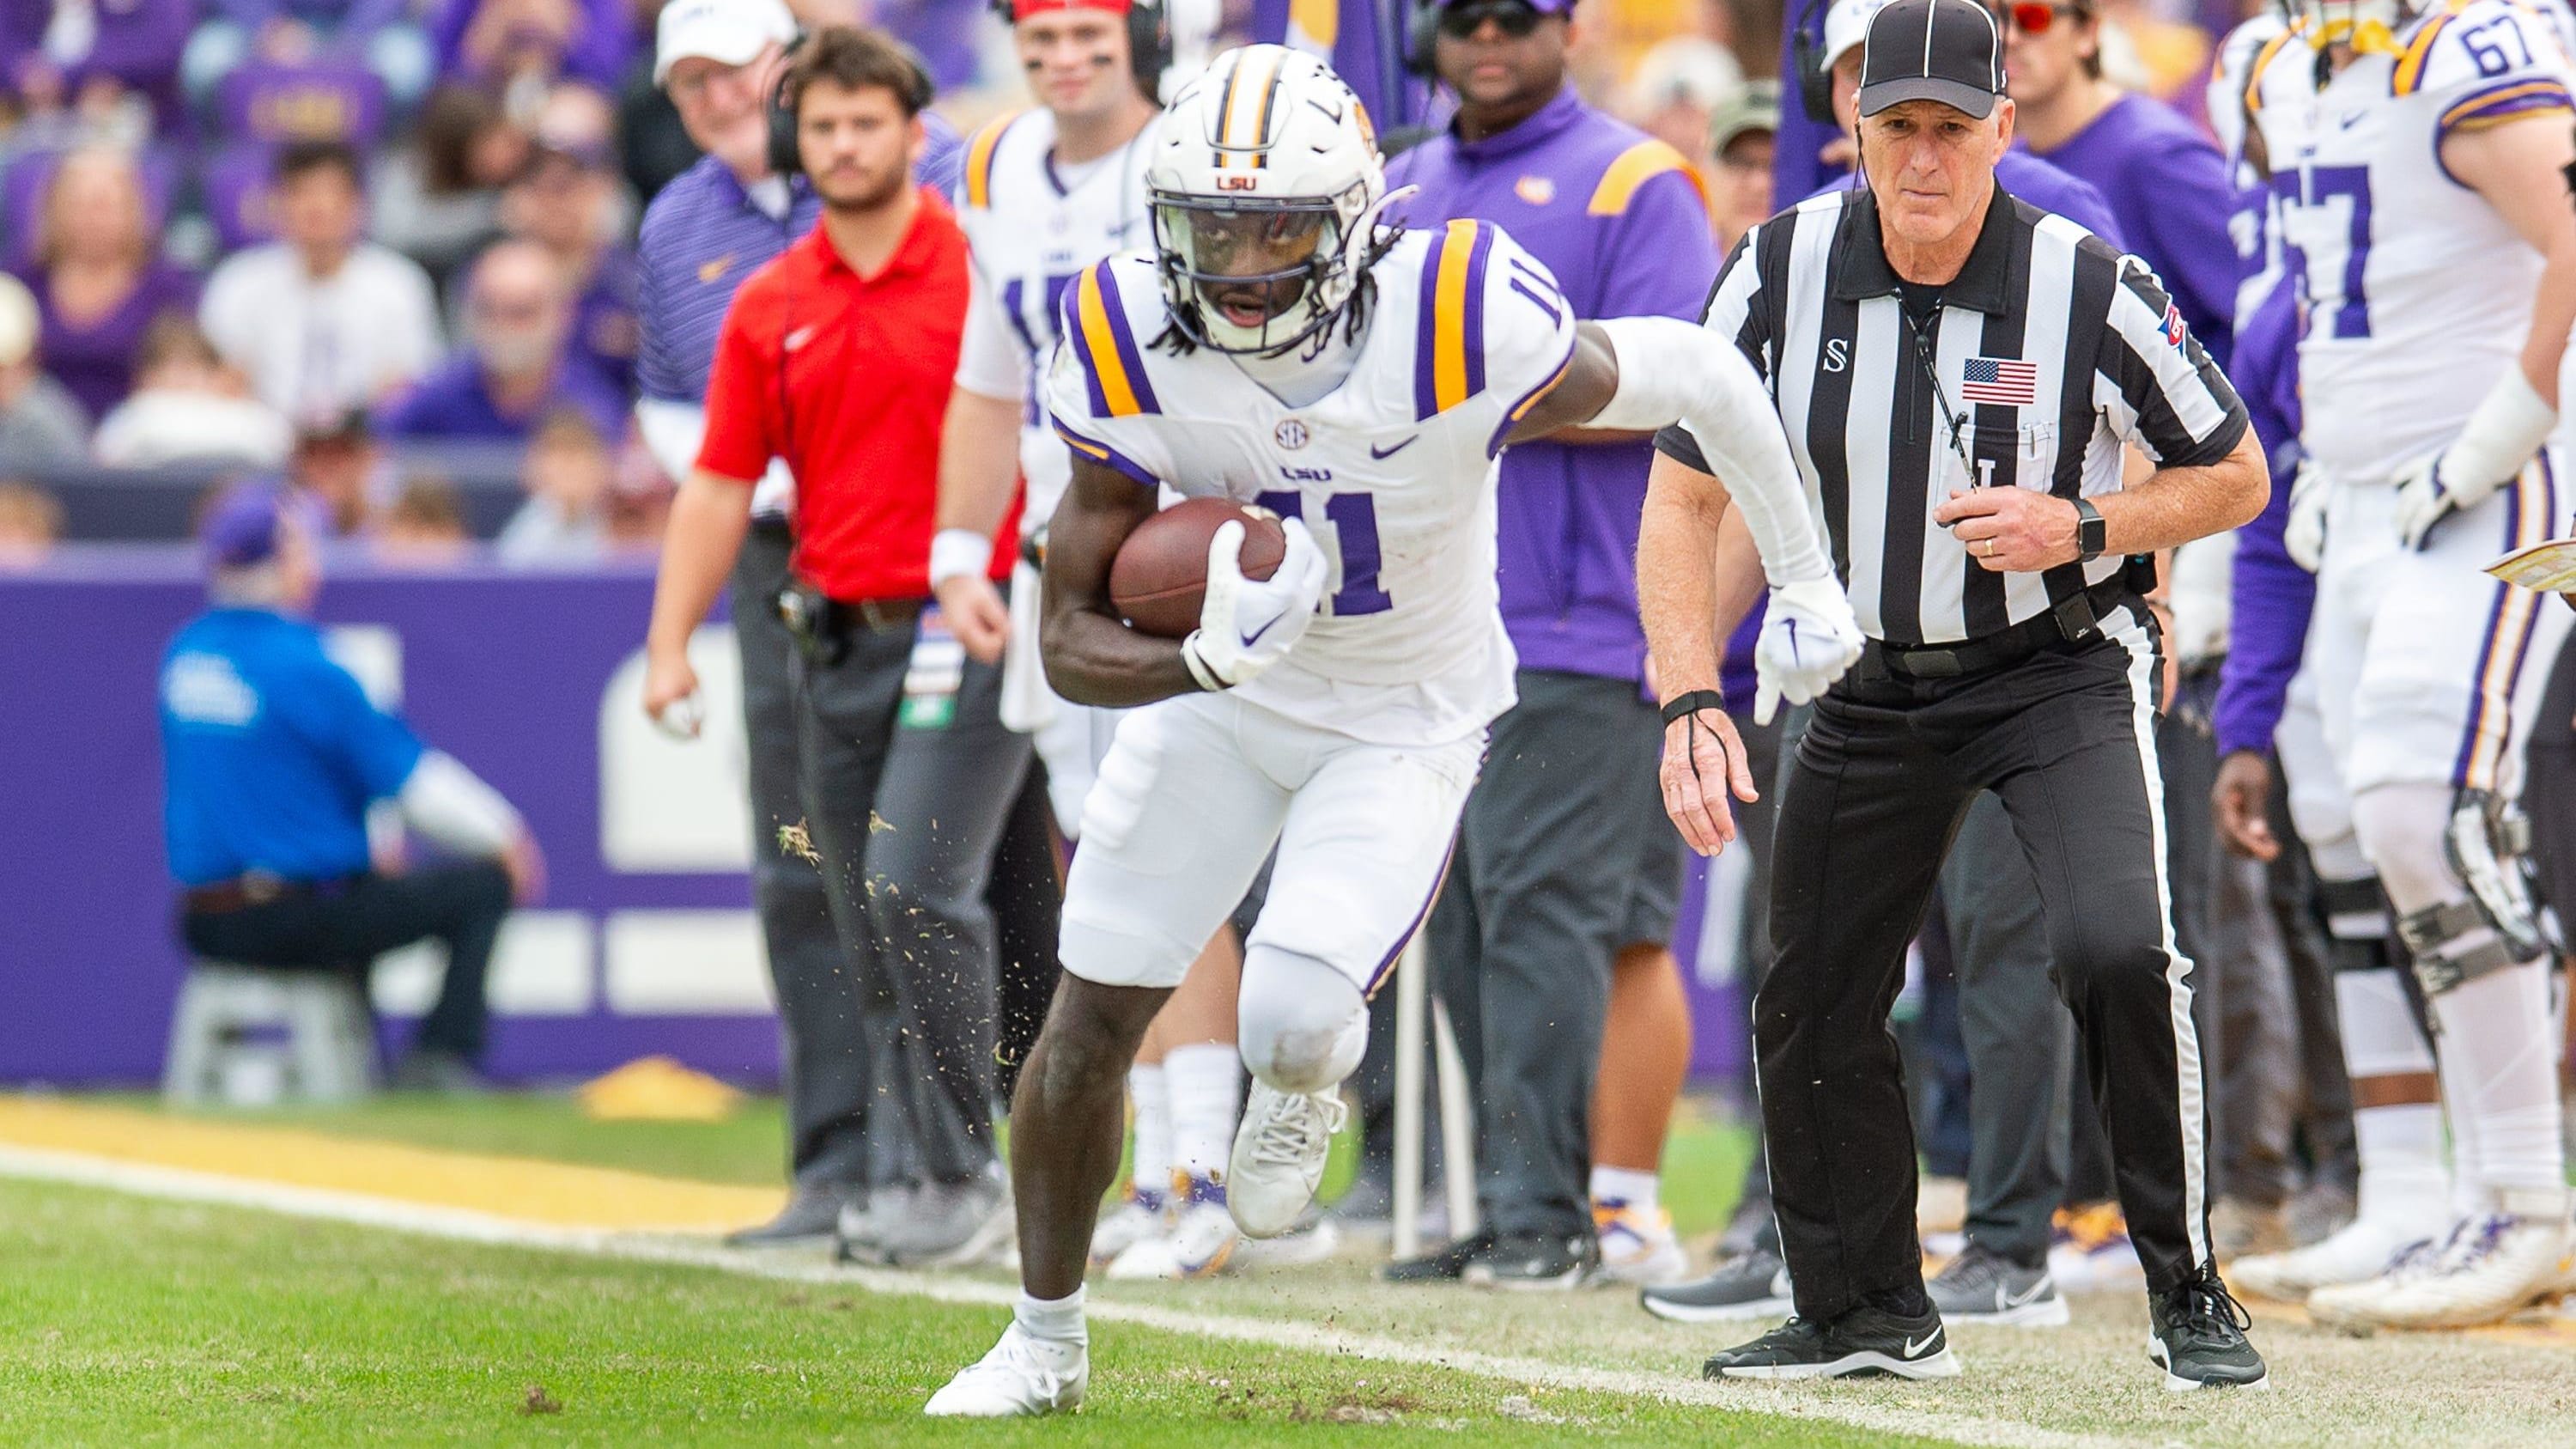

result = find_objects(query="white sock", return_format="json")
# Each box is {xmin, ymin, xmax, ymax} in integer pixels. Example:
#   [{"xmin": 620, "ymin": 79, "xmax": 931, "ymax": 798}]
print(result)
[
  {"xmin": 1163, "ymin": 1042, "xmax": 1243, "ymax": 1185},
  {"xmin": 1013, "ymin": 1287, "xmax": 1087, "ymax": 1349},
  {"xmin": 1590, "ymin": 1166, "xmax": 1659, "ymax": 1215},
  {"xmin": 2431, "ymin": 959, "xmax": 2567, "ymax": 1197},
  {"xmin": 1127, "ymin": 1064, "xmax": 1170, "ymax": 1205},
  {"xmin": 2335, "ymin": 968, "xmax": 2450, "ymax": 1226}
]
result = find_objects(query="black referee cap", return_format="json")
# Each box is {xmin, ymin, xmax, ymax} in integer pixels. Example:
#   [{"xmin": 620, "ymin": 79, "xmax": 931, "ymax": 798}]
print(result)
[{"xmin": 1858, "ymin": 0, "xmax": 2005, "ymax": 119}]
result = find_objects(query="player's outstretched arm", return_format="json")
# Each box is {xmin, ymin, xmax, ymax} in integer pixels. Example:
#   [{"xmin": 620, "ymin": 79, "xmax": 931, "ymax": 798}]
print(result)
[{"xmin": 1039, "ymin": 457, "xmax": 1207, "ymax": 708}]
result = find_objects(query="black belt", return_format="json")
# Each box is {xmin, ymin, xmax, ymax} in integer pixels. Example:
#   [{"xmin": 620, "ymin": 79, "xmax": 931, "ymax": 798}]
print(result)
[
  {"xmin": 182, "ymin": 874, "xmax": 362, "ymax": 914},
  {"xmin": 750, "ymin": 514, "xmax": 793, "ymax": 540},
  {"xmin": 1860, "ymin": 576, "xmax": 2147, "ymax": 681}
]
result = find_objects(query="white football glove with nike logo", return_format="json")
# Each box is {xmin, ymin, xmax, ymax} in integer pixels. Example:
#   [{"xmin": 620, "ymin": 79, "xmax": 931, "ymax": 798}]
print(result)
[
  {"xmin": 1181, "ymin": 517, "xmax": 1328, "ymax": 690},
  {"xmin": 2283, "ymin": 460, "xmax": 2327, "ymax": 574},
  {"xmin": 1753, "ymin": 576, "xmax": 1865, "ymax": 725},
  {"xmin": 2391, "ymin": 368, "xmax": 2556, "ymax": 551}
]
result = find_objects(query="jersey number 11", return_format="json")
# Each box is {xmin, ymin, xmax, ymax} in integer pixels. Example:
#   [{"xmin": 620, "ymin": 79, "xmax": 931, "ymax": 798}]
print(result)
[{"xmin": 1256, "ymin": 490, "xmax": 1394, "ymax": 617}]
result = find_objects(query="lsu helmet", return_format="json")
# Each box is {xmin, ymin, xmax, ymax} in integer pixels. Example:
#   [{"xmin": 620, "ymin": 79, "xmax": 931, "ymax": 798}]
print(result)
[{"xmin": 1145, "ymin": 44, "xmax": 1393, "ymax": 355}]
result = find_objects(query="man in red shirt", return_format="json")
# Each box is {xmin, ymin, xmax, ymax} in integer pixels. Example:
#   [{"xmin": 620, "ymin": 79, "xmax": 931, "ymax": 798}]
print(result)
[{"xmin": 641, "ymin": 26, "xmax": 1028, "ymax": 1269}]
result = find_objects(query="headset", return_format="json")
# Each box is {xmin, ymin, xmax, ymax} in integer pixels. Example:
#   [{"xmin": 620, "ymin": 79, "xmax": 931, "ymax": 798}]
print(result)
[
  {"xmin": 766, "ymin": 31, "xmax": 940, "ymax": 177},
  {"xmin": 1789, "ymin": 0, "xmax": 1837, "ymax": 125},
  {"xmin": 987, "ymin": 0, "xmax": 1173, "ymax": 103}
]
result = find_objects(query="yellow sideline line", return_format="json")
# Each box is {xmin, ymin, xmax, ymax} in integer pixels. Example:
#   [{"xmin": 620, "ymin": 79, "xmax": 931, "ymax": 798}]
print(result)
[{"xmin": 0, "ymin": 1098, "xmax": 781, "ymax": 1233}]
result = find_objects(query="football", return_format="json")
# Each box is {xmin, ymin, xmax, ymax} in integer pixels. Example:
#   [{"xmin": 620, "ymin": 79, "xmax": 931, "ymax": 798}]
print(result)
[{"xmin": 1110, "ymin": 497, "xmax": 1289, "ymax": 638}]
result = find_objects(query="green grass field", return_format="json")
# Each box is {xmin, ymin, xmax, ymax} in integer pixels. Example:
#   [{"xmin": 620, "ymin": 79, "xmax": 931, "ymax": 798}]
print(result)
[
  {"xmin": 15, "ymin": 1093, "xmax": 2574, "ymax": 1447},
  {"xmin": 0, "ymin": 1177, "xmax": 1920, "ymax": 1447}
]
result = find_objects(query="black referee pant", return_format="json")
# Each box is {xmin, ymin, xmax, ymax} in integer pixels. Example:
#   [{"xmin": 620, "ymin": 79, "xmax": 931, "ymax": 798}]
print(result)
[{"xmin": 1760, "ymin": 605, "xmax": 2210, "ymax": 1321}]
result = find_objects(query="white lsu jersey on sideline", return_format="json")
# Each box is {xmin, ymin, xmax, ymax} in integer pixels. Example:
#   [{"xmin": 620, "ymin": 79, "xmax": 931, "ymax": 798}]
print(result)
[
  {"xmin": 2247, "ymin": 0, "xmax": 2576, "ymax": 484},
  {"xmin": 954, "ymin": 107, "xmax": 1160, "ymax": 534},
  {"xmin": 1044, "ymin": 219, "xmax": 1581, "ymax": 747}
]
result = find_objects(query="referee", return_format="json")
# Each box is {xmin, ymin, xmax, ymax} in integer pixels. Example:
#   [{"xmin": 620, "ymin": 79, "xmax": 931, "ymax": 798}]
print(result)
[{"xmin": 1637, "ymin": 0, "xmax": 2269, "ymax": 1389}]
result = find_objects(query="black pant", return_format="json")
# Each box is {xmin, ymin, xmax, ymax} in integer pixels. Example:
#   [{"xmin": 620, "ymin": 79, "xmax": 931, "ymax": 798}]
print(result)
[
  {"xmin": 1761, "ymin": 616, "xmax": 2209, "ymax": 1319},
  {"xmin": 1431, "ymin": 670, "xmax": 1681, "ymax": 1240},
  {"xmin": 179, "ymin": 862, "xmax": 510, "ymax": 1062},
  {"xmin": 734, "ymin": 521, "xmax": 881, "ymax": 1191},
  {"xmin": 793, "ymin": 591, "xmax": 1036, "ymax": 1186}
]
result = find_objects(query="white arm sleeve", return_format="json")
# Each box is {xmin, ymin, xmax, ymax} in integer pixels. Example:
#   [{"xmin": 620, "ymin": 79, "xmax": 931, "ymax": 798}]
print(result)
[
  {"xmin": 956, "ymin": 267, "xmax": 1030, "ymax": 405},
  {"xmin": 397, "ymin": 751, "xmax": 522, "ymax": 858},
  {"xmin": 635, "ymin": 397, "xmax": 708, "ymax": 484},
  {"xmin": 1589, "ymin": 315, "xmax": 1832, "ymax": 588}
]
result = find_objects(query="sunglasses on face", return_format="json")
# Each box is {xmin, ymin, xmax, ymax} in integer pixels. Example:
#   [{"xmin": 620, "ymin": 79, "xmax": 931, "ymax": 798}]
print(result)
[
  {"xmin": 1438, "ymin": 0, "xmax": 1546, "ymax": 41},
  {"xmin": 2001, "ymin": 2, "xmax": 2086, "ymax": 33}
]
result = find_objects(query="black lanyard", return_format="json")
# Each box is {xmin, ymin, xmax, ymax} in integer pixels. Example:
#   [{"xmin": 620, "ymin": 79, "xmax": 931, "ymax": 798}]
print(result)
[{"xmin": 1898, "ymin": 298, "xmax": 1977, "ymax": 479}]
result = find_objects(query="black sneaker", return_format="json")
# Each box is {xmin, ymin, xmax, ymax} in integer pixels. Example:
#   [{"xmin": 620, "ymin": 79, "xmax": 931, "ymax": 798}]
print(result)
[
  {"xmin": 1703, "ymin": 1301, "xmax": 1961, "ymax": 1381},
  {"xmin": 1382, "ymin": 1229, "xmax": 1494, "ymax": 1284},
  {"xmin": 1461, "ymin": 1231, "xmax": 1598, "ymax": 1291},
  {"xmin": 1641, "ymin": 1248, "xmax": 1793, "ymax": 1324},
  {"xmin": 1928, "ymin": 1243, "xmax": 2068, "ymax": 1326},
  {"xmin": 2148, "ymin": 1268, "xmax": 2269, "ymax": 1391}
]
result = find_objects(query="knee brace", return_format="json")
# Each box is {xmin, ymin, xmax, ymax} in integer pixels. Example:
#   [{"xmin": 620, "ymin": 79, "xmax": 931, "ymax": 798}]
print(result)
[
  {"xmin": 1236, "ymin": 947, "xmax": 1366, "ymax": 1095},
  {"xmin": 2355, "ymin": 786, "xmax": 2549, "ymax": 1000},
  {"xmin": 2316, "ymin": 874, "xmax": 2397, "ymax": 977}
]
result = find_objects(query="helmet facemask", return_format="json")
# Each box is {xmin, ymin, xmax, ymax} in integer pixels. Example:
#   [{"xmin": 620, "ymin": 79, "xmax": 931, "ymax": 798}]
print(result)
[{"xmin": 1151, "ymin": 185, "xmax": 1370, "ymax": 356}]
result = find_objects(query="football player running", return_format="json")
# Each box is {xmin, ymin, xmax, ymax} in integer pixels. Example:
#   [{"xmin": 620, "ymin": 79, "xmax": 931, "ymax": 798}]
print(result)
[
  {"xmin": 924, "ymin": 43, "xmax": 1857, "ymax": 1416},
  {"xmin": 928, "ymin": 0, "xmax": 1278, "ymax": 1286},
  {"xmin": 2233, "ymin": 0, "xmax": 2576, "ymax": 1329}
]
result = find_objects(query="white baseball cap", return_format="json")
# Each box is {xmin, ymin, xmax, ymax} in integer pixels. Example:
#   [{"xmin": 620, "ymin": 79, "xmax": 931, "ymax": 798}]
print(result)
[
  {"xmin": 1823, "ymin": 0, "xmax": 1894, "ymax": 71},
  {"xmin": 655, "ymin": 0, "xmax": 799, "ymax": 86}
]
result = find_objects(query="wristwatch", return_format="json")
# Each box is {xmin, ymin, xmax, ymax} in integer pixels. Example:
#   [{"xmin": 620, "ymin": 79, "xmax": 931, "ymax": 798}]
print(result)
[{"xmin": 2072, "ymin": 498, "xmax": 2107, "ymax": 563}]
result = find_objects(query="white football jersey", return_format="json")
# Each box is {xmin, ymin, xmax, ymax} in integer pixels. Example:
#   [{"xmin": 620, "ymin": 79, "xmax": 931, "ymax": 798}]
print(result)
[
  {"xmin": 955, "ymin": 108, "xmax": 1159, "ymax": 534},
  {"xmin": 2247, "ymin": 0, "xmax": 2576, "ymax": 483},
  {"xmin": 1045, "ymin": 221, "xmax": 1581, "ymax": 746}
]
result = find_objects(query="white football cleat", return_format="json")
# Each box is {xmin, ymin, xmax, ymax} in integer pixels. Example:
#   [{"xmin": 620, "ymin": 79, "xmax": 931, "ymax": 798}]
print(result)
[
  {"xmin": 923, "ymin": 1324, "xmax": 1086, "ymax": 1418},
  {"xmin": 1595, "ymin": 1202, "xmax": 1690, "ymax": 1288},
  {"xmin": 1108, "ymin": 1188, "xmax": 1242, "ymax": 1281},
  {"xmin": 2309, "ymin": 1194, "xmax": 2573, "ymax": 1331},
  {"xmin": 2227, "ymin": 1213, "xmax": 2441, "ymax": 1303},
  {"xmin": 1089, "ymin": 1190, "xmax": 1169, "ymax": 1268},
  {"xmin": 1227, "ymin": 1081, "xmax": 1346, "ymax": 1238}
]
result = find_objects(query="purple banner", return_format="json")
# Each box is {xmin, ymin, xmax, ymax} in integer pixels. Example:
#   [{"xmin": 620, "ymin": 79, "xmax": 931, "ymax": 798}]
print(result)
[{"xmin": 0, "ymin": 551, "xmax": 782, "ymax": 1087}]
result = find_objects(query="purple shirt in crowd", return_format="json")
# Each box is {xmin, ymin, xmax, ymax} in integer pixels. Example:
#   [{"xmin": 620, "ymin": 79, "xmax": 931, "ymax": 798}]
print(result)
[
  {"xmin": 2214, "ymin": 188, "xmax": 2310, "ymax": 760},
  {"xmin": 375, "ymin": 350, "xmax": 627, "ymax": 443},
  {"xmin": 430, "ymin": 0, "xmax": 634, "ymax": 91},
  {"xmin": 2, "ymin": 0, "xmax": 192, "ymax": 120},
  {"xmin": 14, "ymin": 261, "xmax": 199, "ymax": 418},
  {"xmin": 569, "ymin": 245, "xmax": 641, "ymax": 397},
  {"xmin": 1387, "ymin": 86, "xmax": 1721, "ymax": 684},
  {"xmin": 210, "ymin": 0, "xmax": 412, "ymax": 35},
  {"xmin": 2023, "ymin": 93, "xmax": 2238, "ymax": 367}
]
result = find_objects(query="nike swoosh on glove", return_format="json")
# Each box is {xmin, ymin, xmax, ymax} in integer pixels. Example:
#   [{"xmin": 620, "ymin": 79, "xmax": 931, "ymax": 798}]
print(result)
[
  {"xmin": 2284, "ymin": 460, "xmax": 2327, "ymax": 574},
  {"xmin": 2390, "ymin": 451, "xmax": 2499, "ymax": 552},
  {"xmin": 1753, "ymin": 576, "xmax": 1864, "ymax": 726},
  {"xmin": 1182, "ymin": 516, "xmax": 1328, "ymax": 689}
]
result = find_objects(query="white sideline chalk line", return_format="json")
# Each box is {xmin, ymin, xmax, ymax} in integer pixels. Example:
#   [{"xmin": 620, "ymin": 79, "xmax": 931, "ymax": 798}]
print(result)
[{"xmin": 0, "ymin": 1144, "xmax": 2119, "ymax": 1449}]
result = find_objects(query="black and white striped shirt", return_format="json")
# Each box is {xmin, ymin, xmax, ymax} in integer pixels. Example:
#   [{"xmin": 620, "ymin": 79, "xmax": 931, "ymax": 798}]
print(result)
[{"xmin": 1657, "ymin": 184, "xmax": 2249, "ymax": 647}]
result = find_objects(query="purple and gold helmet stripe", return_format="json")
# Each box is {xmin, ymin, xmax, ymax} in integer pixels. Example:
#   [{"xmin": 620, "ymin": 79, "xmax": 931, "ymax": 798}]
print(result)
[
  {"xmin": 1069, "ymin": 263, "xmax": 1159, "ymax": 417},
  {"xmin": 1216, "ymin": 45, "xmax": 1287, "ymax": 168},
  {"xmin": 2451, "ymin": 454, "xmax": 2555, "ymax": 790}
]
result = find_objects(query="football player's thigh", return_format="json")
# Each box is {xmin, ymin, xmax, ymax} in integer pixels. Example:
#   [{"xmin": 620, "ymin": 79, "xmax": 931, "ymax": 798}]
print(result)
[
  {"xmin": 1246, "ymin": 730, "xmax": 1483, "ymax": 998},
  {"xmin": 1060, "ymin": 693, "xmax": 1291, "ymax": 989},
  {"xmin": 1032, "ymin": 699, "xmax": 1124, "ymax": 839},
  {"xmin": 2348, "ymin": 486, "xmax": 2556, "ymax": 797},
  {"xmin": 2308, "ymin": 481, "xmax": 2388, "ymax": 776}
]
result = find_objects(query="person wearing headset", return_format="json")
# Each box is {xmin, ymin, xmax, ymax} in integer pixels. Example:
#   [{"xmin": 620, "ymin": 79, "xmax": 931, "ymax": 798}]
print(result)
[{"xmin": 642, "ymin": 24, "xmax": 1024, "ymax": 1271}]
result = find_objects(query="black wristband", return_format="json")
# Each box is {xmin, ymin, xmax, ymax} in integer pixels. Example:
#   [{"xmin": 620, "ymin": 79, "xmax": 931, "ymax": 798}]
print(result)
[{"xmin": 1659, "ymin": 689, "xmax": 1728, "ymax": 725}]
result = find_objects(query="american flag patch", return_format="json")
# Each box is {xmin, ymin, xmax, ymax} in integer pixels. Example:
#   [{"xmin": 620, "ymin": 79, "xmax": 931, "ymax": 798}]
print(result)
[
  {"xmin": 2160, "ymin": 301, "xmax": 2188, "ymax": 349},
  {"xmin": 1961, "ymin": 356, "xmax": 2038, "ymax": 406}
]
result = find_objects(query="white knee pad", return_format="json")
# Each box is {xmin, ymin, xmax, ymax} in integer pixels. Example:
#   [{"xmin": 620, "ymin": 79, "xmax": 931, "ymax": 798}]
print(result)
[
  {"xmin": 1236, "ymin": 947, "xmax": 1366, "ymax": 1095},
  {"xmin": 2349, "ymin": 783, "xmax": 2458, "ymax": 914}
]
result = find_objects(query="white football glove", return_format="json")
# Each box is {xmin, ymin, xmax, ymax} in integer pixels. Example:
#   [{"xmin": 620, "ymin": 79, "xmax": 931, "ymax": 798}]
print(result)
[
  {"xmin": 2389, "ymin": 450, "xmax": 2500, "ymax": 553},
  {"xmin": 1181, "ymin": 517, "xmax": 1328, "ymax": 690},
  {"xmin": 2391, "ymin": 368, "xmax": 2556, "ymax": 551},
  {"xmin": 1753, "ymin": 576, "xmax": 1865, "ymax": 726},
  {"xmin": 2283, "ymin": 460, "xmax": 2327, "ymax": 574}
]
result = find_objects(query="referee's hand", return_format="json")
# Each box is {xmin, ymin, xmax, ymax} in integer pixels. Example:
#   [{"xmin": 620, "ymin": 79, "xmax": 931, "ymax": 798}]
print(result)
[
  {"xmin": 1660, "ymin": 705, "xmax": 1759, "ymax": 858},
  {"xmin": 1936, "ymin": 489, "xmax": 2083, "ymax": 573}
]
